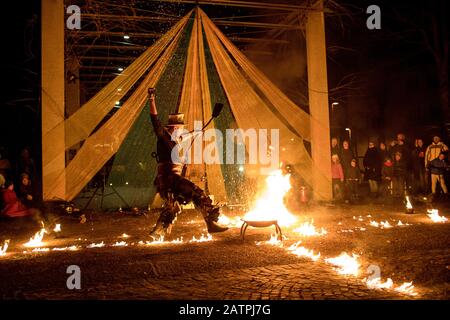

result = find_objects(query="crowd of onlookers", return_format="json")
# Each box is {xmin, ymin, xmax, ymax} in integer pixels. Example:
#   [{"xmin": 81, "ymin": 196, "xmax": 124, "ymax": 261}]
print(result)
[
  {"xmin": 0, "ymin": 147, "xmax": 39, "ymax": 218},
  {"xmin": 330, "ymin": 133, "xmax": 449, "ymax": 202}
]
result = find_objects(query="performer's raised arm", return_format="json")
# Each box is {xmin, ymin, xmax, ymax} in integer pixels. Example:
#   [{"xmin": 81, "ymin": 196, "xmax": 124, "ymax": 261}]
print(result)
[{"xmin": 148, "ymin": 88, "xmax": 157, "ymax": 115}]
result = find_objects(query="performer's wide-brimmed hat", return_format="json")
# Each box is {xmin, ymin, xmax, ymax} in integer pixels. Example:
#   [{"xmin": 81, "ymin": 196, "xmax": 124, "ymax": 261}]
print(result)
[{"xmin": 166, "ymin": 113, "xmax": 185, "ymax": 127}]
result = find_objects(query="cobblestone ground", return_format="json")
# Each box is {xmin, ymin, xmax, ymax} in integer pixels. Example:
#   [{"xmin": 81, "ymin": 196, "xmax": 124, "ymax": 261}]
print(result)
[{"xmin": 0, "ymin": 203, "xmax": 449, "ymax": 300}]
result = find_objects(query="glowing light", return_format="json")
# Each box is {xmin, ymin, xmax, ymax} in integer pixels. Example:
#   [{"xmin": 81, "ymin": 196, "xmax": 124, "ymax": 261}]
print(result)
[
  {"xmin": 118, "ymin": 67, "xmax": 124, "ymax": 72},
  {"xmin": 427, "ymin": 209, "xmax": 448, "ymax": 223},
  {"xmin": 120, "ymin": 233, "xmax": 130, "ymax": 239},
  {"xmin": 243, "ymin": 170, "xmax": 297, "ymax": 227},
  {"xmin": 217, "ymin": 214, "xmax": 242, "ymax": 228},
  {"xmin": 397, "ymin": 220, "xmax": 404, "ymax": 226},
  {"xmin": 366, "ymin": 277, "xmax": 394, "ymax": 289},
  {"xmin": 369, "ymin": 221, "xmax": 379, "ymax": 228},
  {"xmin": 53, "ymin": 224, "xmax": 61, "ymax": 233},
  {"xmin": 0, "ymin": 240, "xmax": 10, "ymax": 256},
  {"xmin": 293, "ymin": 220, "xmax": 327, "ymax": 237},
  {"xmin": 287, "ymin": 241, "xmax": 321, "ymax": 261},
  {"xmin": 31, "ymin": 248, "xmax": 50, "ymax": 253},
  {"xmin": 380, "ymin": 221, "xmax": 393, "ymax": 229},
  {"xmin": 52, "ymin": 246, "xmax": 80, "ymax": 251},
  {"xmin": 405, "ymin": 196, "xmax": 413, "ymax": 209},
  {"xmin": 325, "ymin": 252, "xmax": 360, "ymax": 276},
  {"xmin": 123, "ymin": 35, "xmax": 130, "ymax": 39}
]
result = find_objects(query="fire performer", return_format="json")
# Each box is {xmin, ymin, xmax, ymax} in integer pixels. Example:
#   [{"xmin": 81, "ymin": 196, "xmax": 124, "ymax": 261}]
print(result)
[{"xmin": 147, "ymin": 88, "xmax": 228, "ymax": 239}]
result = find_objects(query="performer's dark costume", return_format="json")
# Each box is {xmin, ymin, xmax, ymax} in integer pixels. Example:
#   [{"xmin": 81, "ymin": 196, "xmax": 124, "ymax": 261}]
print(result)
[{"xmin": 149, "ymin": 113, "xmax": 228, "ymax": 238}]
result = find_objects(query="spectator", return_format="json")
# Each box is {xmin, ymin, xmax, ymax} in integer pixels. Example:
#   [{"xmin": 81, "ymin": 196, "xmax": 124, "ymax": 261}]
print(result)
[
  {"xmin": 340, "ymin": 140, "xmax": 355, "ymax": 177},
  {"xmin": 18, "ymin": 147, "xmax": 36, "ymax": 182},
  {"xmin": 429, "ymin": 153, "xmax": 448, "ymax": 196},
  {"xmin": 381, "ymin": 157, "xmax": 393, "ymax": 197},
  {"xmin": 17, "ymin": 173, "xmax": 35, "ymax": 208},
  {"xmin": 392, "ymin": 152, "xmax": 407, "ymax": 197},
  {"xmin": 390, "ymin": 133, "xmax": 412, "ymax": 191},
  {"xmin": 331, "ymin": 137, "xmax": 341, "ymax": 157},
  {"xmin": 425, "ymin": 136, "xmax": 449, "ymax": 168},
  {"xmin": 1, "ymin": 181, "xmax": 33, "ymax": 218},
  {"xmin": 411, "ymin": 138, "xmax": 427, "ymax": 194},
  {"xmin": 379, "ymin": 142, "xmax": 389, "ymax": 166},
  {"xmin": 345, "ymin": 158, "xmax": 360, "ymax": 201},
  {"xmin": 331, "ymin": 154, "xmax": 345, "ymax": 200},
  {"xmin": 0, "ymin": 148, "xmax": 12, "ymax": 181},
  {"xmin": 363, "ymin": 141, "xmax": 382, "ymax": 197}
]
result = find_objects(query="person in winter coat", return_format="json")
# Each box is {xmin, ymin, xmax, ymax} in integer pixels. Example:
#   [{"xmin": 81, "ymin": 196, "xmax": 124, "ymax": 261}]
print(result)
[
  {"xmin": 411, "ymin": 138, "xmax": 427, "ymax": 194},
  {"xmin": 345, "ymin": 158, "xmax": 361, "ymax": 200},
  {"xmin": 428, "ymin": 152, "xmax": 448, "ymax": 195},
  {"xmin": 363, "ymin": 141, "xmax": 382, "ymax": 196},
  {"xmin": 1, "ymin": 181, "xmax": 33, "ymax": 218},
  {"xmin": 340, "ymin": 140, "xmax": 355, "ymax": 178},
  {"xmin": 425, "ymin": 136, "xmax": 449, "ymax": 168},
  {"xmin": 381, "ymin": 157, "xmax": 394, "ymax": 197},
  {"xmin": 392, "ymin": 152, "xmax": 407, "ymax": 197}
]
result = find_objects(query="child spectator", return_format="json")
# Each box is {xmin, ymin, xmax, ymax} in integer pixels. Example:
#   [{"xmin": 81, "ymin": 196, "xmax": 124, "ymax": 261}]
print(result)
[
  {"xmin": 331, "ymin": 154, "xmax": 345, "ymax": 200},
  {"xmin": 345, "ymin": 158, "xmax": 360, "ymax": 200},
  {"xmin": 17, "ymin": 173, "xmax": 35, "ymax": 208},
  {"xmin": 381, "ymin": 157, "xmax": 394, "ymax": 197}
]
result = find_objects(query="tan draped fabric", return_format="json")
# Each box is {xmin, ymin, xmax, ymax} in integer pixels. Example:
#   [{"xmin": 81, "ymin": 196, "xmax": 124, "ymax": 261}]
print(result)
[
  {"xmin": 199, "ymin": 9, "xmax": 313, "ymax": 142},
  {"xmin": 45, "ymin": 20, "xmax": 187, "ymax": 200},
  {"xmin": 200, "ymin": 11, "xmax": 331, "ymax": 199},
  {"xmin": 178, "ymin": 10, "xmax": 227, "ymax": 202},
  {"xmin": 42, "ymin": 12, "xmax": 192, "ymax": 165}
]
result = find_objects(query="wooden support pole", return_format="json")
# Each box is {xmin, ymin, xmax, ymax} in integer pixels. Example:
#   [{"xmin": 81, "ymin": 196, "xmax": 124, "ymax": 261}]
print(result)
[
  {"xmin": 41, "ymin": 0, "xmax": 66, "ymax": 200},
  {"xmin": 306, "ymin": 0, "xmax": 332, "ymax": 201}
]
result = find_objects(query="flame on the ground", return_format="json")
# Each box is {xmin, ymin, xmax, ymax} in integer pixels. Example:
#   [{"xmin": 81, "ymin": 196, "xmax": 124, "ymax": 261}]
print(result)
[
  {"xmin": 52, "ymin": 246, "xmax": 80, "ymax": 251},
  {"xmin": 397, "ymin": 220, "xmax": 404, "ymax": 226},
  {"xmin": 53, "ymin": 224, "xmax": 61, "ymax": 233},
  {"xmin": 87, "ymin": 242, "xmax": 105, "ymax": 248},
  {"xmin": 287, "ymin": 241, "xmax": 321, "ymax": 261},
  {"xmin": 255, "ymin": 234, "xmax": 282, "ymax": 246},
  {"xmin": 24, "ymin": 228, "xmax": 47, "ymax": 248},
  {"xmin": 369, "ymin": 221, "xmax": 379, "ymax": 228},
  {"xmin": 31, "ymin": 247, "xmax": 50, "ymax": 252},
  {"xmin": 293, "ymin": 220, "xmax": 327, "ymax": 237},
  {"xmin": 395, "ymin": 282, "xmax": 418, "ymax": 296},
  {"xmin": 112, "ymin": 241, "xmax": 128, "ymax": 247},
  {"xmin": 366, "ymin": 277, "xmax": 394, "ymax": 289},
  {"xmin": 217, "ymin": 214, "xmax": 243, "ymax": 228},
  {"xmin": 120, "ymin": 233, "xmax": 130, "ymax": 238},
  {"xmin": 243, "ymin": 170, "xmax": 296, "ymax": 227},
  {"xmin": 325, "ymin": 252, "xmax": 360, "ymax": 276},
  {"xmin": 138, "ymin": 237, "xmax": 183, "ymax": 245},
  {"xmin": 380, "ymin": 221, "xmax": 393, "ymax": 229},
  {"xmin": 427, "ymin": 209, "xmax": 448, "ymax": 223},
  {"xmin": 189, "ymin": 234, "xmax": 213, "ymax": 243},
  {"xmin": 0, "ymin": 240, "xmax": 10, "ymax": 256}
]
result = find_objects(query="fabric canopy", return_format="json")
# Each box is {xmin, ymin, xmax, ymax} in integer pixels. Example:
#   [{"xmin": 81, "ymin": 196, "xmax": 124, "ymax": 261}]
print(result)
[{"xmin": 44, "ymin": 9, "xmax": 331, "ymax": 204}]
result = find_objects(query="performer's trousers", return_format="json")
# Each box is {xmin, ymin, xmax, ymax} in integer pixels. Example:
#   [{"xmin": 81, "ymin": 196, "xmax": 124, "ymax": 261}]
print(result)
[{"xmin": 154, "ymin": 173, "xmax": 219, "ymax": 227}]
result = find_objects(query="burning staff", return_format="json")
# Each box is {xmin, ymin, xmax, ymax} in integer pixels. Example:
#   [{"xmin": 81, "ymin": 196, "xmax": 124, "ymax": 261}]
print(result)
[{"xmin": 147, "ymin": 88, "xmax": 228, "ymax": 239}]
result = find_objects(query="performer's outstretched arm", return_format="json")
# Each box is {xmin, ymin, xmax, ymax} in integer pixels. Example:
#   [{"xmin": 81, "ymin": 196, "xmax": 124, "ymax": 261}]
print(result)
[{"xmin": 149, "ymin": 88, "xmax": 157, "ymax": 115}]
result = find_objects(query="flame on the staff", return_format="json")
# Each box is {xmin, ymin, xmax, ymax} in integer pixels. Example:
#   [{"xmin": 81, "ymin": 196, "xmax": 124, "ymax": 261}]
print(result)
[
  {"xmin": 243, "ymin": 170, "xmax": 297, "ymax": 227},
  {"xmin": 53, "ymin": 224, "xmax": 61, "ymax": 233},
  {"xmin": 0, "ymin": 240, "xmax": 10, "ymax": 256},
  {"xmin": 189, "ymin": 234, "xmax": 213, "ymax": 243},
  {"xmin": 325, "ymin": 252, "xmax": 360, "ymax": 276},
  {"xmin": 87, "ymin": 241, "xmax": 105, "ymax": 248},
  {"xmin": 24, "ymin": 228, "xmax": 47, "ymax": 248},
  {"xmin": 255, "ymin": 234, "xmax": 282, "ymax": 247},
  {"xmin": 293, "ymin": 220, "xmax": 327, "ymax": 237},
  {"xmin": 112, "ymin": 241, "xmax": 128, "ymax": 247},
  {"xmin": 287, "ymin": 241, "xmax": 321, "ymax": 261},
  {"xmin": 405, "ymin": 196, "xmax": 413, "ymax": 209},
  {"xmin": 427, "ymin": 209, "xmax": 448, "ymax": 223}
]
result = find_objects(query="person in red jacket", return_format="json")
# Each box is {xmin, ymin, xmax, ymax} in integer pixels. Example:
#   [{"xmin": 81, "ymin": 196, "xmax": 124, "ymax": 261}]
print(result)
[
  {"xmin": 331, "ymin": 154, "xmax": 345, "ymax": 200},
  {"xmin": 1, "ymin": 181, "xmax": 33, "ymax": 218}
]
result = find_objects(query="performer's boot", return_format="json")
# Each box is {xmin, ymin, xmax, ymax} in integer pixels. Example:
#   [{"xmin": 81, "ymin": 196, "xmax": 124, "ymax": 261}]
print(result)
[
  {"xmin": 204, "ymin": 207, "xmax": 229, "ymax": 233},
  {"xmin": 149, "ymin": 201, "xmax": 179, "ymax": 240}
]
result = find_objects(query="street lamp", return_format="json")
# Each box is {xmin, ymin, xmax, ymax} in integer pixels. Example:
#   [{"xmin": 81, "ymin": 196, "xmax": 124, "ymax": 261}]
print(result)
[{"xmin": 345, "ymin": 128, "xmax": 352, "ymax": 141}]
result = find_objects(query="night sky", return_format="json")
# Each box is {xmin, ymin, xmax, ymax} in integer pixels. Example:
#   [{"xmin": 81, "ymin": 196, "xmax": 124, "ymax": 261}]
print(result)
[{"xmin": 0, "ymin": 0, "xmax": 448, "ymax": 163}]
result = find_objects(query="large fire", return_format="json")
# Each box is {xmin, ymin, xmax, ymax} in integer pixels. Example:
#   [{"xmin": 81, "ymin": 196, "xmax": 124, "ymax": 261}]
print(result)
[
  {"xmin": 243, "ymin": 170, "xmax": 297, "ymax": 226},
  {"xmin": 427, "ymin": 209, "xmax": 448, "ymax": 223}
]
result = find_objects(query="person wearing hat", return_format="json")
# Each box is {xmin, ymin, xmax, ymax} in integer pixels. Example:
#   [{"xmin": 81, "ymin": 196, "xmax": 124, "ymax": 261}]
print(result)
[{"xmin": 147, "ymin": 88, "xmax": 228, "ymax": 239}]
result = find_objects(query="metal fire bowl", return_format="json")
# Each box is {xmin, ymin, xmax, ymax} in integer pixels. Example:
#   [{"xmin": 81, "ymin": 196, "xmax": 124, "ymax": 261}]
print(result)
[
  {"xmin": 243, "ymin": 220, "xmax": 278, "ymax": 228},
  {"xmin": 240, "ymin": 220, "xmax": 282, "ymax": 241}
]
